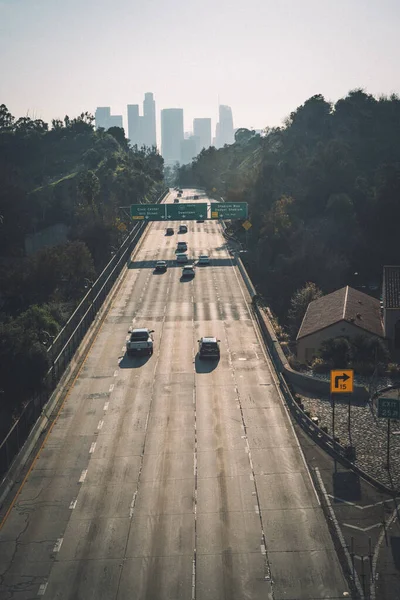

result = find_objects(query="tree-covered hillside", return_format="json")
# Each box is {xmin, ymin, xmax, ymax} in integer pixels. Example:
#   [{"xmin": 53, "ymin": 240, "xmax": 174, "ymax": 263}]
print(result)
[
  {"xmin": 0, "ymin": 105, "xmax": 164, "ymax": 434},
  {"xmin": 179, "ymin": 90, "xmax": 400, "ymax": 320}
]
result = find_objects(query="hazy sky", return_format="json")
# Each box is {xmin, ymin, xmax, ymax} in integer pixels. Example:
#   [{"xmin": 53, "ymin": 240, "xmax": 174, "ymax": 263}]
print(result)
[{"xmin": 1, "ymin": 0, "xmax": 399, "ymax": 145}]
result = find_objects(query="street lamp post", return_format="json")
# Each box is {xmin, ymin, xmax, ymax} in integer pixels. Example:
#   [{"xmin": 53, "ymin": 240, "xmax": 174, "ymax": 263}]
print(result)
[
  {"xmin": 84, "ymin": 278, "xmax": 94, "ymax": 319},
  {"xmin": 41, "ymin": 330, "xmax": 56, "ymax": 382}
]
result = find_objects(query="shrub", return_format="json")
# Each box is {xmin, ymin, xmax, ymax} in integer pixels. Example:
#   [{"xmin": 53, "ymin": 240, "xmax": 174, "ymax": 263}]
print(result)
[
  {"xmin": 311, "ymin": 357, "xmax": 331, "ymax": 373},
  {"xmin": 320, "ymin": 337, "xmax": 351, "ymax": 368}
]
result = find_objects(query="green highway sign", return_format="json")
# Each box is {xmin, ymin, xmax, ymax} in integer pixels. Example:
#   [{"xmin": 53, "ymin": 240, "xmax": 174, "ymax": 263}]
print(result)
[
  {"xmin": 378, "ymin": 397, "xmax": 400, "ymax": 419},
  {"xmin": 210, "ymin": 202, "xmax": 248, "ymax": 220},
  {"xmin": 130, "ymin": 204, "xmax": 166, "ymax": 220},
  {"xmin": 166, "ymin": 203, "xmax": 208, "ymax": 221}
]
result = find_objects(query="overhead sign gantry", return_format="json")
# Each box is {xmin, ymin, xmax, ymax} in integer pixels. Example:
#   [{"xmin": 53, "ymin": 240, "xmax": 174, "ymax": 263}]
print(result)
[{"xmin": 130, "ymin": 202, "xmax": 248, "ymax": 221}]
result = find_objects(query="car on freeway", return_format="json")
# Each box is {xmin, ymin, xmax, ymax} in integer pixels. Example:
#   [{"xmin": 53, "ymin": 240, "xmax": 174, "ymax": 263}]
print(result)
[
  {"xmin": 174, "ymin": 198, "xmax": 179, "ymax": 203},
  {"xmin": 177, "ymin": 241, "xmax": 187, "ymax": 252},
  {"xmin": 194, "ymin": 195, "xmax": 199, "ymax": 199},
  {"xmin": 165, "ymin": 227, "xmax": 174, "ymax": 235},
  {"xmin": 196, "ymin": 219, "xmax": 204, "ymax": 223},
  {"xmin": 179, "ymin": 224, "xmax": 188, "ymax": 233},
  {"xmin": 176, "ymin": 253, "xmax": 189, "ymax": 264},
  {"xmin": 197, "ymin": 254, "xmax": 210, "ymax": 265},
  {"xmin": 154, "ymin": 261, "xmax": 167, "ymax": 273},
  {"xmin": 126, "ymin": 328, "xmax": 154, "ymax": 356},
  {"xmin": 198, "ymin": 337, "xmax": 220, "ymax": 359},
  {"xmin": 182, "ymin": 265, "xmax": 195, "ymax": 278}
]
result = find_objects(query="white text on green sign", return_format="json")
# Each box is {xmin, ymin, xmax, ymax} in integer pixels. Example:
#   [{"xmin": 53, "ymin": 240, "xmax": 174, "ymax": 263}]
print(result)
[
  {"xmin": 378, "ymin": 397, "xmax": 400, "ymax": 419},
  {"xmin": 211, "ymin": 202, "xmax": 248, "ymax": 219}
]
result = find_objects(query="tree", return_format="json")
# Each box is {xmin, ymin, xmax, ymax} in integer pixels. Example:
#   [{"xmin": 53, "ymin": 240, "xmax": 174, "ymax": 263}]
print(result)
[
  {"xmin": 288, "ymin": 282, "xmax": 323, "ymax": 338},
  {"xmin": 0, "ymin": 104, "xmax": 15, "ymax": 130},
  {"xmin": 320, "ymin": 337, "xmax": 352, "ymax": 368},
  {"xmin": 77, "ymin": 170, "xmax": 101, "ymax": 212},
  {"xmin": 107, "ymin": 126, "xmax": 129, "ymax": 151}
]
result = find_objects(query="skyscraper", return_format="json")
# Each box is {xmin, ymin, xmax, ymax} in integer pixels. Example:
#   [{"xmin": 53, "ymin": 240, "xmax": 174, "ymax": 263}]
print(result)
[
  {"xmin": 180, "ymin": 136, "xmax": 199, "ymax": 165},
  {"xmin": 143, "ymin": 93, "xmax": 156, "ymax": 148},
  {"xmin": 95, "ymin": 107, "xmax": 124, "ymax": 132},
  {"xmin": 216, "ymin": 105, "xmax": 234, "ymax": 148},
  {"xmin": 95, "ymin": 107, "xmax": 111, "ymax": 130},
  {"xmin": 127, "ymin": 104, "xmax": 141, "ymax": 146},
  {"xmin": 127, "ymin": 93, "xmax": 156, "ymax": 149},
  {"xmin": 108, "ymin": 115, "xmax": 123, "ymax": 129},
  {"xmin": 161, "ymin": 109, "xmax": 184, "ymax": 165},
  {"xmin": 193, "ymin": 118, "xmax": 212, "ymax": 152}
]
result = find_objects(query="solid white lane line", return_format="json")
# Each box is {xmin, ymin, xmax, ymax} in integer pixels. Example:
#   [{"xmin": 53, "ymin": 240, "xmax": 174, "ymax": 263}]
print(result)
[
  {"xmin": 53, "ymin": 538, "xmax": 63, "ymax": 553},
  {"xmin": 89, "ymin": 442, "xmax": 96, "ymax": 454},
  {"xmin": 79, "ymin": 470, "xmax": 87, "ymax": 483}
]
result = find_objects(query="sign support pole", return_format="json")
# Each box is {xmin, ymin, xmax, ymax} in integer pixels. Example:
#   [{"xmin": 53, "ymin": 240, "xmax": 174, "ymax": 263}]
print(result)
[
  {"xmin": 331, "ymin": 392, "xmax": 335, "ymax": 445},
  {"xmin": 386, "ymin": 418, "xmax": 391, "ymax": 470}
]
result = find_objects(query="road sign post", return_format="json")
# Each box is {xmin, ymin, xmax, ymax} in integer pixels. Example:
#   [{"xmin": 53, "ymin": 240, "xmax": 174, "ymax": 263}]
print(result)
[
  {"xmin": 210, "ymin": 203, "xmax": 248, "ymax": 220},
  {"xmin": 330, "ymin": 370, "xmax": 354, "ymax": 394},
  {"xmin": 377, "ymin": 396, "xmax": 400, "ymax": 470},
  {"xmin": 330, "ymin": 370, "xmax": 354, "ymax": 449},
  {"xmin": 377, "ymin": 397, "xmax": 400, "ymax": 419},
  {"xmin": 166, "ymin": 203, "xmax": 207, "ymax": 221},
  {"xmin": 130, "ymin": 204, "xmax": 166, "ymax": 221}
]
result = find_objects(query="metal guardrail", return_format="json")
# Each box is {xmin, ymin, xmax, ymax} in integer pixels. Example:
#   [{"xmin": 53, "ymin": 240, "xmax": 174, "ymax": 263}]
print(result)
[{"xmin": 0, "ymin": 188, "xmax": 169, "ymax": 481}]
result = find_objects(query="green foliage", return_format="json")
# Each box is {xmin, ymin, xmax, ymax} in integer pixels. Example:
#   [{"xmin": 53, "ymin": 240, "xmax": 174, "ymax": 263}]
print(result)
[
  {"xmin": 288, "ymin": 282, "xmax": 323, "ymax": 338},
  {"xmin": 319, "ymin": 334, "xmax": 390, "ymax": 374},
  {"xmin": 179, "ymin": 90, "xmax": 400, "ymax": 324},
  {"xmin": 350, "ymin": 335, "xmax": 390, "ymax": 369},
  {"xmin": 320, "ymin": 337, "xmax": 352, "ymax": 368},
  {"xmin": 0, "ymin": 104, "xmax": 165, "ymax": 433}
]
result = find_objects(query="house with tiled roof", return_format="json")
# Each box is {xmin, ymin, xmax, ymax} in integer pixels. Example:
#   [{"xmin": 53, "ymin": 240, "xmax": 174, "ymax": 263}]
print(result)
[
  {"xmin": 382, "ymin": 265, "xmax": 400, "ymax": 348},
  {"xmin": 296, "ymin": 286, "xmax": 384, "ymax": 363}
]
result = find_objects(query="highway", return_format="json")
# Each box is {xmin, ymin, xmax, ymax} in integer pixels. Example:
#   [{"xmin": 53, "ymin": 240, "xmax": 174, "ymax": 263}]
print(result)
[{"xmin": 0, "ymin": 190, "xmax": 349, "ymax": 599}]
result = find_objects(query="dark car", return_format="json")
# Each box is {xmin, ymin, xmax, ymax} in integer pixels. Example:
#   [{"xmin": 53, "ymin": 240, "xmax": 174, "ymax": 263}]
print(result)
[
  {"xmin": 165, "ymin": 227, "xmax": 174, "ymax": 235},
  {"xmin": 198, "ymin": 337, "xmax": 220, "ymax": 359},
  {"xmin": 194, "ymin": 195, "xmax": 199, "ymax": 200},
  {"xmin": 182, "ymin": 265, "xmax": 195, "ymax": 278},
  {"xmin": 154, "ymin": 261, "xmax": 167, "ymax": 273},
  {"xmin": 174, "ymin": 198, "xmax": 180, "ymax": 203}
]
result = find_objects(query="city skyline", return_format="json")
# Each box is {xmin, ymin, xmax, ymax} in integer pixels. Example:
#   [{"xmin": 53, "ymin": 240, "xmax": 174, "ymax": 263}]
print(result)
[
  {"xmin": 4, "ymin": 0, "xmax": 399, "ymax": 143},
  {"xmin": 96, "ymin": 98, "xmax": 235, "ymax": 162}
]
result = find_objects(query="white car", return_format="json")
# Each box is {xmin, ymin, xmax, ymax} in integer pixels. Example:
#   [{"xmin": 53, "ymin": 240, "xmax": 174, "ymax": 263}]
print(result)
[
  {"xmin": 198, "ymin": 254, "xmax": 210, "ymax": 265},
  {"xmin": 126, "ymin": 328, "xmax": 154, "ymax": 356}
]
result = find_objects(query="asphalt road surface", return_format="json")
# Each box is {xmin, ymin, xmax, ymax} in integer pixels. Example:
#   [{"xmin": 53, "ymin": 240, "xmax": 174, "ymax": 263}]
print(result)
[{"xmin": 0, "ymin": 190, "xmax": 350, "ymax": 599}]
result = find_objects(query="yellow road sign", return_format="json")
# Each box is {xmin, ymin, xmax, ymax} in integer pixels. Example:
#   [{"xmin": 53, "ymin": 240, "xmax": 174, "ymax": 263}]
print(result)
[
  {"xmin": 211, "ymin": 211, "xmax": 218, "ymax": 218},
  {"xmin": 330, "ymin": 369, "xmax": 354, "ymax": 393},
  {"xmin": 242, "ymin": 220, "xmax": 252, "ymax": 231},
  {"xmin": 132, "ymin": 215, "xmax": 145, "ymax": 220}
]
